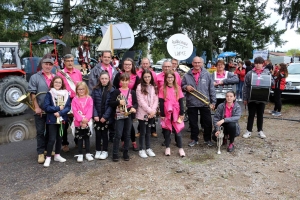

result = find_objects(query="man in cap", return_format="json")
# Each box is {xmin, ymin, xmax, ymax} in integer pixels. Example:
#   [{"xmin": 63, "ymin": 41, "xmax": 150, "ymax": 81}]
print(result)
[{"xmin": 28, "ymin": 58, "xmax": 56, "ymax": 164}]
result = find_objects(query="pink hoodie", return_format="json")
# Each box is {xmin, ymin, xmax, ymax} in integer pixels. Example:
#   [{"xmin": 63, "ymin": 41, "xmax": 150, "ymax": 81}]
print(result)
[
  {"xmin": 71, "ymin": 96, "xmax": 93, "ymax": 127},
  {"xmin": 136, "ymin": 84, "xmax": 158, "ymax": 120}
]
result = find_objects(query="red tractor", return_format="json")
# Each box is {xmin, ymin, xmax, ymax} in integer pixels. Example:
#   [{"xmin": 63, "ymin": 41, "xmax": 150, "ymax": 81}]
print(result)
[{"xmin": 0, "ymin": 42, "xmax": 28, "ymax": 115}]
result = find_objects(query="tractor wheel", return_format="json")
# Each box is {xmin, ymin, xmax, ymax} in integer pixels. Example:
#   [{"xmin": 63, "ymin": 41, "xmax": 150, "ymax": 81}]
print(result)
[{"xmin": 0, "ymin": 76, "xmax": 28, "ymax": 115}]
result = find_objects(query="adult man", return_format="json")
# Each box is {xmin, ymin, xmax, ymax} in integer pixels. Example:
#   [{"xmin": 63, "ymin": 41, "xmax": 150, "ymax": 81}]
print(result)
[
  {"xmin": 57, "ymin": 54, "xmax": 82, "ymax": 152},
  {"xmin": 89, "ymin": 51, "xmax": 118, "ymax": 92},
  {"xmin": 157, "ymin": 60, "xmax": 181, "ymax": 90},
  {"xmin": 137, "ymin": 58, "xmax": 157, "ymax": 84},
  {"xmin": 211, "ymin": 59, "xmax": 239, "ymax": 107},
  {"xmin": 182, "ymin": 56, "xmax": 216, "ymax": 147},
  {"xmin": 88, "ymin": 51, "xmax": 118, "ymax": 142},
  {"xmin": 37, "ymin": 49, "xmax": 62, "ymax": 71},
  {"xmin": 28, "ymin": 58, "xmax": 55, "ymax": 164},
  {"xmin": 171, "ymin": 58, "xmax": 179, "ymax": 72}
]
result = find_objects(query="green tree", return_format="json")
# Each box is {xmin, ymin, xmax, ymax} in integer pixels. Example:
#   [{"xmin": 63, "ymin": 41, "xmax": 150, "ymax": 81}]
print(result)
[
  {"xmin": 274, "ymin": 0, "xmax": 300, "ymax": 28},
  {"xmin": 286, "ymin": 48, "xmax": 300, "ymax": 56}
]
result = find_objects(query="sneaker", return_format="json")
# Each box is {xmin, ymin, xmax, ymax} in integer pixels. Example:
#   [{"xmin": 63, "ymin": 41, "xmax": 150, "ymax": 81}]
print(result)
[
  {"xmin": 272, "ymin": 112, "xmax": 282, "ymax": 117},
  {"xmin": 188, "ymin": 140, "xmax": 198, "ymax": 147},
  {"xmin": 227, "ymin": 143, "xmax": 235, "ymax": 152},
  {"xmin": 43, "ymin": 157, "xmax": 51, "ymax": 167},
  {"xmin": 75, "ymin": 154, "xmax": 83, "ymax": 162},
  {"xmin": 139, "ymin": 150, "xmax": 148, "ymax": 158},
  {"xmin": 258, "ymin": 131, "xmax": 266, "ymax": 139},
  {"xmin": 135, "ymin": 132, "xmax": 140, "ymax": 138},
  {"xmin": 204, "ymin": 140, "xmax": 213, "ymax": 147},
  {"xmin": 132, "ymin": 142, "xmax": 139, "ymax": 151},
  {"xmin": 62, "ymin": 145, "xmax": 70, "ymax": 152},
  {"xmin": 113, "ymin": 154, "xmax": 119, "ymax": 162},
  {"xmin": 95, "ymin": 151, "xmax": 102, "ymax": 159},
  {"xmin": 151, "ymin": 132, "xmax": 158, "ymax": 138},
  {"xmin": 86, "ymin": 154, "xmax": 94, "ymax": 161},
  {"xmin": 146, "ymin": 148, "xmax": 156, "ymax": 157},
  {"xmin": 243, "ymin": 130, "xmax": 251, "ymax": 138},
  {"xmin": 179, "ymin": 148, "xmax": 185, "ymax": 157},
  {"xmin": 54, "ymin": 155, "xmax": 66, "ymax": 162},
  {"xmin": 38, "ymin": 154, "xmax": 45, "ymax": 164},
  {"xmin": 123, "ymin": 150, "xmax": 130, "ymax": 161},
  {"xmin": 165, "ymin": 147, "xmax": 171, "ymax": 156},
  {"xmin": 99, "ymin": 151, "xmax": 108, "ymax": 160},
  {"xmin": 269, "ymin": 110, "xmax": 276, "ymax": 114}
]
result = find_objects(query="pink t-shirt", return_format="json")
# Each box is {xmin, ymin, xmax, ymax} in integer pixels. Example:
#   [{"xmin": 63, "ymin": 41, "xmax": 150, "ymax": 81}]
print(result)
[
  {"xmin": 42, "ymin": 71, "xmax": 54, "ymax": 87},
  {"xmin": 192, "ymin": 69, "xmax": 201, "ymax": 85},
  {"xmin": 119, "ymin": 88, "xmax": 132, "ymax": 108},
  {"xmin": 57, "ymin": 68, "xmax": 82, "ymax": 98},
  {"xmin": 225, "ymin": 102, "xmax": 234, "ymax": 118},
  {"xmin": 158, "ymin": 86, "xmax": 184, "ymax": 102},
  {"xmin": 71, "ymin": 96, "xmax": 93, "ymax": 127},
  {"xmin": 101, "ymin": 64, "xmax": 113, "ymax": 81},
  {"xmin": 216, "ymin": 71, "xmax": 225, "ymax": 84}
]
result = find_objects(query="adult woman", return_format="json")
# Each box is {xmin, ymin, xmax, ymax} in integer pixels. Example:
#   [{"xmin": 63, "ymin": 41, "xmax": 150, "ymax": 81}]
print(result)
[
  {"xmin": 113, "ymin": 58, "xmax": 140, "ymax": 151},
  {"xmin": 136, "ymin": 69, "xmax": 158, "ymax": 158},
  {"xmin": 234, "ymin": 61, "xmax": 246, "ymax": 101}
]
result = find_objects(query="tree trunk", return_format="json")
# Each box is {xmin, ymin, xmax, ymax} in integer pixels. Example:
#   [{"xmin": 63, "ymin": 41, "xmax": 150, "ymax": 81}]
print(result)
[{"xmin": 62, "ymin": 0, "xmax": 71, "ymax": 55}]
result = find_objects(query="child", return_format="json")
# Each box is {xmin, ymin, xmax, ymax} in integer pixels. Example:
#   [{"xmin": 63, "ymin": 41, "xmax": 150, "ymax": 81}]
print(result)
[
  {"xmin": 243, "ymin": 56, "xmax": 270, "ymax": 139},
  {"xmin": 72, "ymin": 81, "xmax": 94, "ymax": 162},
  {"xmin": 43, "ymin": 76, "xmax": 71, "ymax": 167},
  {"xmin": 110, "ymin": 73, "xmax": 138, "ymax": 162},
  {"xmin": 91, "ymin": 72, "xmax": 114, "ymax": 160},
  {"xmin": 271, "ymin": 63, "xmax": 288, "ymax": 116},
  {"xmin": 212, "ymin": 91, "xmax": 241, "ymax": 152},
  {"xmin": 159, "ymin": 70, "xmax": 185, "ymax": 157},
  {"xmin": 136, "ymin": 69, "xmax": 158, "ymax": 158}
]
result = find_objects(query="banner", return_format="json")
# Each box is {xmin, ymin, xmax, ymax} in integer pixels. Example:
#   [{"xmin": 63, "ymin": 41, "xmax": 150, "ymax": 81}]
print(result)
[{"xmin": 253, "ymin": 50, "xmax": 268, "ymax": 60}]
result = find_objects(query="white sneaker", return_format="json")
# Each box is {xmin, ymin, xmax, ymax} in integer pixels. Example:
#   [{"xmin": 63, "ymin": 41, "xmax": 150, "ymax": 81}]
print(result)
[
  {"xmin": 95, "ymin": 151, "xmax": 102, "ymax": 159},
  {"xmin": 54, "ymin": 155, "xmax": 66, "ymax": 162},
  {"xmin": 86, "ymin": 153, "xmax": 94, "ymax": 161},
  {"xmin": 75, "ymin": 154, "xmax": 83, "ymax": 162},
  {"xmin": 99, "ymin": 151, "xmax": 108, "ymax": 160},
  {"xmin": 146, "ymin": 148, "xmax": 156, "ymax": 157},
  {"xmin": 43, "ymin": 157, "xmax": 51, "ymax": 167},
  {"xmin": 139, "ymin": 150, "xmax": 148, "ymax": 158},
  {"xmin": 258, "ymin": 131, "xmax": 266, "ymax": 139},
  {"xmin": 243, "ymin": 130, "xmax": 252, "ymax": 138}
]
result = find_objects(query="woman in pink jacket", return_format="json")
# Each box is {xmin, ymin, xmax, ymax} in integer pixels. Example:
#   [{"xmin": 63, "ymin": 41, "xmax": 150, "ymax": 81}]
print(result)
[
  {"xmin": 72, "ymin": 81, "xmax": 94, "ymax": 162},
  {"xmin": 136, "ymin": 69, "xmax": 158, "ymax": 158}
]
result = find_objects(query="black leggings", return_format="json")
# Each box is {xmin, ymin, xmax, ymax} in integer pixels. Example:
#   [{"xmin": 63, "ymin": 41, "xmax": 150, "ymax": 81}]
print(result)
[
  {"xmin": 247, "ymin": 102, "xmax": 265, "ymax": 132},
  {"xmin": 213, "ymin": 122, "xmax": 237, "ymax": 144},
  {"xmin": 273, "ymin": 89, "xmax": 282, "ymax": 112},
  {"xmin": 164, "ymin": 129, "xmax": 182, "ymax": 148},
  {"xmin": 46, "ymin": 124, "xmax": 64, "ymax": 157},
  {"xmin": 75, "ymin": 127, "xmax": 91, "ymax": 154},
  {"xmin": 138, "ymin": 118, "xmax": 155, "ymax": 150},
  {"xmin": 121, "ymin": 124, "xmax": 136, "ymax": 143},
  {"xmin": 95, "ymin": 121, "xmax": 109, "ymax": 151}
]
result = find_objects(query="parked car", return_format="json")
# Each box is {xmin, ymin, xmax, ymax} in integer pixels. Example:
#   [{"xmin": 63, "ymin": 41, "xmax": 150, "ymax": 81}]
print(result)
[
  {"xmin": 156, "ymin": 58, "xmax": 170, "ymax": 65},
  {"xmin": 270, "ymin": 63, "xmax": 300, "ymax": 99},
  {"xmin": 152, "ymin": 65, "xmax": 162, "ymax": 74}
]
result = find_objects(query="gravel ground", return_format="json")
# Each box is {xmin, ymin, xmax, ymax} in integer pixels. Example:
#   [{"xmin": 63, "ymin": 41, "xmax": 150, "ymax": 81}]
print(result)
[{"xmin": 1, "ymin": 100, "xmax": 300, "ymax": 200}]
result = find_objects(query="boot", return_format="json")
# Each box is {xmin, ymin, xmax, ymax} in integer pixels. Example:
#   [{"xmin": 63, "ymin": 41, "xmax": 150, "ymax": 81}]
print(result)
[
  {"xmin": 113, "ymin": 154, "xmax": 119, "ymax": 162},
  {"xmin": 123, "ymin": 150, "xmax": 129, "ymax": 161}
]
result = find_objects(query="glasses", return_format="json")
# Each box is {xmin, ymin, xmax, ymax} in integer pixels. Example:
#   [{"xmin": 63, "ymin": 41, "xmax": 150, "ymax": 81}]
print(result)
[
  {"xmin": 193, "ymin": 62, "xmax": 202, "ymax": 64},
  {"xmin": 64, "ymin": 60, "xmax": 74, "ymax": 63},
  {"xmin": 77, "ymin": 88, "xmax": 85, "ymax": 91},
  {"xmin": 163, "ymin": 66, "xmax": 172, "ymax": 68}
]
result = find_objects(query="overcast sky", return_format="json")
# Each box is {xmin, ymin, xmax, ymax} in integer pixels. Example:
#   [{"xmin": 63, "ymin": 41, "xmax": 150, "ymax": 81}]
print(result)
[{"xmin": 266, "ymin": 0, "xmax": 299, "ymax": 52}]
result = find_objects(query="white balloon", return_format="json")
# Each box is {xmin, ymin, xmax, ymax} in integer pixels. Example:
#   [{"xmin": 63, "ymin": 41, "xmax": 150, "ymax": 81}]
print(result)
[{"xmin": 167, "ymin": 34, "xmax": 193, "ymax": 60}]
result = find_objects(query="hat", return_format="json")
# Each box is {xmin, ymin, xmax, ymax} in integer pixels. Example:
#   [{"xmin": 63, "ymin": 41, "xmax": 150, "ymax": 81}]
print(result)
[{"xmin": 42, "ymin": 58, "xmax": 54, "ymax": 65}]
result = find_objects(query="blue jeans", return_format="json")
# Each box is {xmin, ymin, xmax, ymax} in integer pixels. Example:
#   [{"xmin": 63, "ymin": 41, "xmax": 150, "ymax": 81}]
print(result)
[
  {"xmin": 237, "ymin": 81, "xmax": 244, "ymax": 99},
  {"xmin": 34, "ymin": 114, "xmax": 48, "ymax": 154}
]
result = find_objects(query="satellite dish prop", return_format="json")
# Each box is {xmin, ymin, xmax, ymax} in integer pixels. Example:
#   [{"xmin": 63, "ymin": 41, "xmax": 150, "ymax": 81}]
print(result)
[{"xmin": 167, "ymin": 33, "xmax": 193, "ymax": 60}]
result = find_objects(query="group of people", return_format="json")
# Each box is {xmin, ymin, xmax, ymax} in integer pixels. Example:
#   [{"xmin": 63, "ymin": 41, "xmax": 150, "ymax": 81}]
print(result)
[{"xmin": 28, "ymin": 49, "xmax": 285, "ymax": 168}]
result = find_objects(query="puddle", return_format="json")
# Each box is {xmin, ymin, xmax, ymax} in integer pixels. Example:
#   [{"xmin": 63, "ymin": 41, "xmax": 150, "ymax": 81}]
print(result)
[{"xmin": 0, "ymin": 110, "xmax": 36, "ymax": 145}]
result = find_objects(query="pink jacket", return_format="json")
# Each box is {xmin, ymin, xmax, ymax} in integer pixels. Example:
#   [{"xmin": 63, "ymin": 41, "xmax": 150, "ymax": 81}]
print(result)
[
  {"xmin": 71, "ymin": 96, "xmax": 93, "ymax": 127},
  {"xmin": 136, "ymin": 84, "xmax": 158, "ymax": 120}
]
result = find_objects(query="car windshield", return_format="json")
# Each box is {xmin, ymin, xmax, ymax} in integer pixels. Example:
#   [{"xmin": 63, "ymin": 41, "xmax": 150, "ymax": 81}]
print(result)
[{"xmin": 288, "ymin": 64, "xmax": 300, "ymax": 74}]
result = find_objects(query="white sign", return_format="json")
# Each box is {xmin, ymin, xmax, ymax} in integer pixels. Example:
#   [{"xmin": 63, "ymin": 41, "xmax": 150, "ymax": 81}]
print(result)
[
  {"xmin": 253, "ymin": 50, "xmax": 268, "ymax": 60},
  {"xmin": 167, "ymin": 34, "xmax": 193, "ymax": 60}
]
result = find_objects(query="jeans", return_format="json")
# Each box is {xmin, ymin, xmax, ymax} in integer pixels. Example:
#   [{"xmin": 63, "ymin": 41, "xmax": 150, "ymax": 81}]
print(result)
[
  {"xmin": 237, "ymin": 81, "xmax": 244, "ymax": 99},
  {"xmin": 273, "ymin": 89, "xmax": 282, "ymax": 112},
  {"xmin": 108, "ymin": 118, "xmax": 115, "ymax": 141},
  {"xmin": 188, "ymin": 107, "xmax": 212, "ymax": 142},
  {"xmin": 138, "ymin": 118, "xmax": 154, "ymax": 150},
  {"xmin": 113, "ymin": 117, "xmax": 132, "ymax": 155},
  {"xmin": 34, "ymin": 114, "xmax": 48, "ymax": 154},
  {"xmin": 95, "ymin": 121, "xmax": 109, "ymax": 151},
  {"xmin": 247, "ymin": 102, "xmax": 265, "ymax": 132},
  {"xmin": 46, "ymin": 124, "xmax": 63, "ymax": 157}
]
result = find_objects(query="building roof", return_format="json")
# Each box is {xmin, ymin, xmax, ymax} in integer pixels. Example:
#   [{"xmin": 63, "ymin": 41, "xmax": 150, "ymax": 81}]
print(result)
[{"xmin": 269, "ymin": 52, "xmax": 287, "ymax": 56}]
